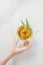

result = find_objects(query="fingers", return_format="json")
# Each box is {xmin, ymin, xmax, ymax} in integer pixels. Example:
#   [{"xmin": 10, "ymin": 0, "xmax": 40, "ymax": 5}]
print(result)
[
  {"xmin": 12, "ymin": 38, "xmax": 19, "ymax": 48},
  {"xmin": 27, "ymin": 44, "xmax": 32, "ymax": 49},
  {"xmin": 23, "ymin": 44, "xmax": 32, "ymax": 51},
  {"xmin": 20, "ymin": 41, "xmax": 29, "ymax": 48},
  {"xmin": 15, "ymin": 38, "xmax": 19, "ymax": 47},
  {"xmin": 24, "ymin": 41, "xmax": 30, "ymax": 47},
  {"xmin": 19, "ymin": 44, "xmax": 32, "ymax": 53},
  {"xmin": 21, "ymin": 41, "xmax": 30, "ymax": 48},
  {"xmin": 25, "ymin": 41, "xmax": 32, "ymax": 50}
]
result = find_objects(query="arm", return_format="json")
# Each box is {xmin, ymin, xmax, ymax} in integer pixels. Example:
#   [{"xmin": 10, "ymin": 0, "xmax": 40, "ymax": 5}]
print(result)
[
  {"xmin": 0, "ymin": 51, "xmax": 14, "ymax": 65},
  {"xmin": 0, "ymin": 39, "xmax": 31, "ymax": 65}
]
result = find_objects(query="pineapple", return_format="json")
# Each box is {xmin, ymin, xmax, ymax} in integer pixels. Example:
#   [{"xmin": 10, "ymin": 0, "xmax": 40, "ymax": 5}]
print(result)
[{"xmin": 17, "ymin": 18, "xmax": 32, "ymax": 40}]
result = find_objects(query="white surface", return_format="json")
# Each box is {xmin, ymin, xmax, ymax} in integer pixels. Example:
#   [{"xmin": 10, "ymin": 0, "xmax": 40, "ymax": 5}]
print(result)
[
  {"xmin": 0, "ymin": 0, "xmax": 43, "ymax": 65},
  {"xmin": 0, "ymin": 0, "xmax": 26, "ymax": 26}
]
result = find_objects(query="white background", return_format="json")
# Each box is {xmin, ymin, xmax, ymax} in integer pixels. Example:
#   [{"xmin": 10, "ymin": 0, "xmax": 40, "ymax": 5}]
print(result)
[{"xmin": 0, "ymin": 0, "xmax": 43, "ymax": 65}]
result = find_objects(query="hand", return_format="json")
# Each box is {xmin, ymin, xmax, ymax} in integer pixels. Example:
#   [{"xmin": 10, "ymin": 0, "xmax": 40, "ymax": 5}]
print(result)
[
  {"xmin": 10, "ymin": 39, "xmax": 32, "ymax": 56},
  {"xmin": 0, "ymin": 39, "xmax": 32, "ymax": 65}
]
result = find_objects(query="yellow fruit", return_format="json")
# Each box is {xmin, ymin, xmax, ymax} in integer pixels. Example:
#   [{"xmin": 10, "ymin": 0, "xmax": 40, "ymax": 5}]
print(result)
[
  {"xmin": 17, "ymin": 18, "xmax": 33, "ymax": 40},
  {"xmin": 17, "ymin": 25, "xmax": 32, "ymax": 40}
]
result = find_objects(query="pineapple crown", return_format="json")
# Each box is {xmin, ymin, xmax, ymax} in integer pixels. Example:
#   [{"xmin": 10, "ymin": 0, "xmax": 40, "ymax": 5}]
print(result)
[{"xmin": 21, "ymin": 18, "xmax": 30, "ymax": 29}]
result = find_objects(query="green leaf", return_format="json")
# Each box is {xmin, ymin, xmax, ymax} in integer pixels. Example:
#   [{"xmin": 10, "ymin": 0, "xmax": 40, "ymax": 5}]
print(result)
[
  {"xmin": 21, "ymin": 20, "xmax": 25, "ymax": 27},
  {"xmin": 26, "ymin": 18, "xmax": 30, "ymax": 29}
]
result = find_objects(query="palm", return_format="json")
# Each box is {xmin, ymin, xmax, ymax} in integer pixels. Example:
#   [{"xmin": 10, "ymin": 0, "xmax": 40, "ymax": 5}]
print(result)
[{"xmin": 11, "ymin": 39, "xmax": 31, "ymax": 55}]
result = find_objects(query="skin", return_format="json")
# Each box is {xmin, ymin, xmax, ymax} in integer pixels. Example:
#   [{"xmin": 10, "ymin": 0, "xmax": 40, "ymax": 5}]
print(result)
[{"xmin": 0, "ymin": 39, "xmax": 32, "ymax": 65}]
